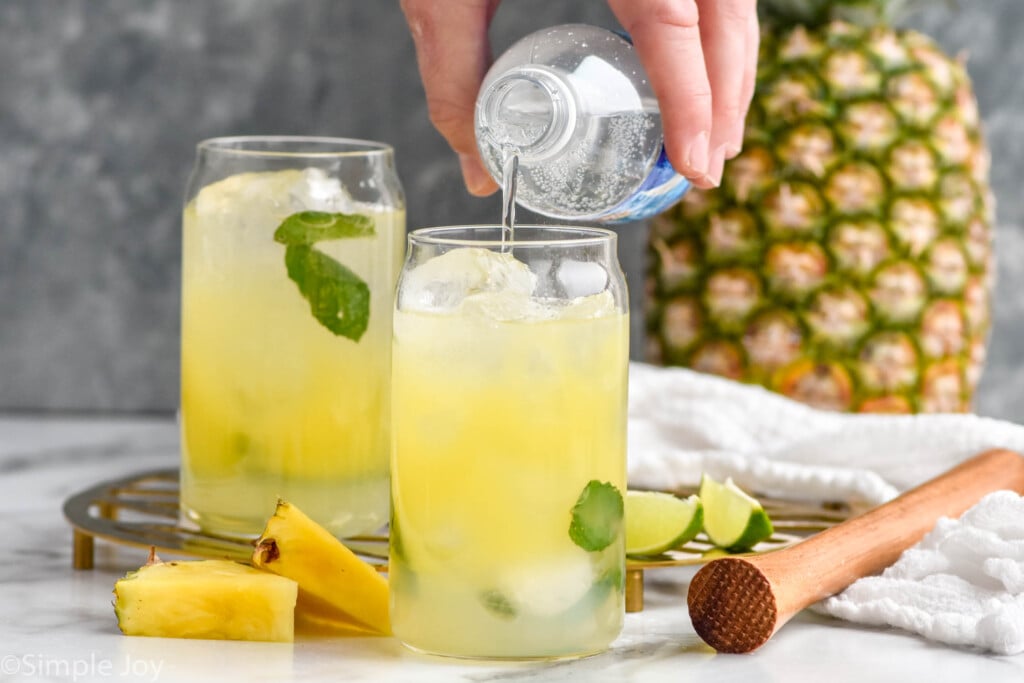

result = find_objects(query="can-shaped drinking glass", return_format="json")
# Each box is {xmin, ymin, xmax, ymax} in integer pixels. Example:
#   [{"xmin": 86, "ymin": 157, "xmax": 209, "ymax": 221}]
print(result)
[
  {"xmin": 180, "ymin": 136, "xmax": 405, "ymax": 538},
  {"xmin": 390, "ymin": 225, "xmax": 629, "ymax": 658}
]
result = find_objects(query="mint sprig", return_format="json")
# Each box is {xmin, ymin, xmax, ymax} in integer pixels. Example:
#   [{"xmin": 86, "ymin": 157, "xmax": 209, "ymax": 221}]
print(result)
[
  {"xmin": 274, "ymin": 211, "xmax": 375, "ymax": 342},
  {"xmin": 569, "ymin": 480, "xmax": 624, "ymax": 552},
  {"xmin": 273, "ymin": 211, "xmax": 374, "ymax": 246}
]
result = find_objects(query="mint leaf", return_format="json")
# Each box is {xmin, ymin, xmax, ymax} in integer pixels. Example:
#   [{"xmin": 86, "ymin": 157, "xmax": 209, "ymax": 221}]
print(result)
[
  {"xmin": 596, "ymin": 565, "xmax": 624, "ymax": 593},
  {"xmin": 284, "ymin": 245, "xmax": 370, "ymax": 342},
  {"xmin": 274, "ymin": 211, "xmax": 374, "ymax": 246},
  {"xmin": 274, "ymin": 211, "xmax": 376, "ymax": 342},
  {"xmin": 480, "ymin": 590, "xmax": 517, "ymax": 619},
  {"xmin": 568, "ymin": 565, "xmax": 623, "ymax": 617},
  {"xmin": 388, "ymin": 515, "xmax": 405, "ymax": 564},
  {"xmin": 569, "ymin": 480, "xmax": 624, "ymax": 552}
]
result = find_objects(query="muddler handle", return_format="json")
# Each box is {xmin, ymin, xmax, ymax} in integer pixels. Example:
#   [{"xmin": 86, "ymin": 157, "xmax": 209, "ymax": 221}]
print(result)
[{"xmin": 687, "ymin": 448, "xmax": 1024, "ymax": 653}]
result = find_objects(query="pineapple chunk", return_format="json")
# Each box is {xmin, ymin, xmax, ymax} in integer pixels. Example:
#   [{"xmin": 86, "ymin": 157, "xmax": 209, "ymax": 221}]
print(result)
[
  {"xmin": 294, "ymin": 606, "xmax": 379, "ymax": 636},
  {"xmin": 114, "ymin": 556, "xmax": 297, "ymax": 642},
  {"xmin": 253, "ymin": 500, "xmax": 390, "ymax": 635}
]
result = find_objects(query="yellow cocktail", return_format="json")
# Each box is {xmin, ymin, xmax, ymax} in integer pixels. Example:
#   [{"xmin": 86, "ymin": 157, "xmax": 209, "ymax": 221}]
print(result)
[
  {"xmin": 180, "ymin": 137, "xmax": 404, "ymax": 538},
  {"xmin": 390, "ymin": 227, "xmax": 629, "ymax": 658}
]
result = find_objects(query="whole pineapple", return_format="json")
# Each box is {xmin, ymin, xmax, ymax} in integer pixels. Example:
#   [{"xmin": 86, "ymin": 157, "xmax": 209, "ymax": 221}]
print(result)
[{"xmin": 646, "ymin": 0, "xmax": 994, "ymax": 413}]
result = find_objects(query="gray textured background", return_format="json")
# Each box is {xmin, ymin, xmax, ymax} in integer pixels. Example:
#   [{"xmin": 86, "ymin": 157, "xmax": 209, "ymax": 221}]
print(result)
[{"xmin": 2, "ymin": 1, "xmax": 1023, "ymax": 420}]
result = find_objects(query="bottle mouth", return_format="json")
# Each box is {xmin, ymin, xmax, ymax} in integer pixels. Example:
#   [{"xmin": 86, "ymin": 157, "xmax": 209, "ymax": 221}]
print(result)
[{"xmin": 477, "ymin": 67, "xmax": 576, "ymax": 161}]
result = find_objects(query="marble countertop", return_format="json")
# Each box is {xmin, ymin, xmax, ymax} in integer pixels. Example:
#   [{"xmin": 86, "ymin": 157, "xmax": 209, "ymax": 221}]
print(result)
[{"xmin": 3, "ymin": 414, "xmax": 1023, "ymax": 683}]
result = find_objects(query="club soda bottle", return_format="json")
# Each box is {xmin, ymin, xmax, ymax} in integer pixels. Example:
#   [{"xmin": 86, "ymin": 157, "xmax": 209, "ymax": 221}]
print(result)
[{"xmin": 475, "ymin": 24, "xmax": 690, "ymax": 224}]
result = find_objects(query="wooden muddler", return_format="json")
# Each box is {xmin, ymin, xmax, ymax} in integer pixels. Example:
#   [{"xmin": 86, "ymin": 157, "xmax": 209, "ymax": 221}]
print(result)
[{"xmin": 687, "ymin": 448, "xmax": 1024, "ymax": 654}]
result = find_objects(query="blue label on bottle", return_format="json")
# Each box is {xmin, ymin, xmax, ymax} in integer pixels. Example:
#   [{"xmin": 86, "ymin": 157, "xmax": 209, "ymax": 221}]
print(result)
[
  {"xmin": 612, "ymin": 29, "xmax": 633, "ymax": 44},
  {"xmin": 599, "ymin": 147, "xmax": 691, "ymax": 224},
  {"xmin": 589, "ymin": 29, "xmax": 690, "ymax": 223}
]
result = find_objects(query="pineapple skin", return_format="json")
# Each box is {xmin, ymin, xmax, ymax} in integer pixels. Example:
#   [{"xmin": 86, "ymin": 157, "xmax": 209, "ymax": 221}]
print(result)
[
  {"xmin": 647, "ymin": 20, "xmax": 994, "ymax": 413},
  {"xmin": 253, "ymin": 500, "xmax": 391, "ymax": 635},
  {"xmin": 113, "ymin": 559, "xmax": 297, "ymax": 642}
]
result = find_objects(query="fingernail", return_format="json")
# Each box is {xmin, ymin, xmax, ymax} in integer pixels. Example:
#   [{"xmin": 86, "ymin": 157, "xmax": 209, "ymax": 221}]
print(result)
[
  {"xmin": 459, "ymin": 154, "xmax": 497, "ymax": 196},
  {"xmin": 684, "ymin": 131, "xmax": 710, "ymax": 177},
  {"xmin": 729, "ymin": 120, "xmax": 746, "ymax": 158},
  {"xmin": 705, "ymin": 145, "xmax": 728, "ymax": 187}
]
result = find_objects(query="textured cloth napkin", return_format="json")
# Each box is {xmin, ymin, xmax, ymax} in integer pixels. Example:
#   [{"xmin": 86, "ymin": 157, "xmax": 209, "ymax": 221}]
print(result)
[{"xmin": 626, "ymin": 362, "xmax": 1024, "ymax": 654}]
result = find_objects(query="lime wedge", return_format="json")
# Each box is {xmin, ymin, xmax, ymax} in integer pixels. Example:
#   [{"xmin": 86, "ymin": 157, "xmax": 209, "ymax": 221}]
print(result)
[
  {"xmin": 625, "ymin": 491, "xmax": 703, "ymax": 556},
  {"xmin": 699, "ymin": 474, "xmax": 774, "ymax": 551}
]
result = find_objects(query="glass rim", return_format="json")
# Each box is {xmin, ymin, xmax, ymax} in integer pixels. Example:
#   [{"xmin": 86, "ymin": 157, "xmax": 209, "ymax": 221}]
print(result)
[
  {"xmin": 196, "ymin": 135, "xmax": 393, "ymax": 159},
  {"xmin": 408, "ymin": 225, "xmax": 617, "ymax": 248}
]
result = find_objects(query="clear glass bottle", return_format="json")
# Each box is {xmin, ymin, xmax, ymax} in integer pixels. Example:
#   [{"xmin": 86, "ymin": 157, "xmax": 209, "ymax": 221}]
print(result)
[{"xmin": 475, "ymin": 24, "xmax": 690, "ymax": 224}]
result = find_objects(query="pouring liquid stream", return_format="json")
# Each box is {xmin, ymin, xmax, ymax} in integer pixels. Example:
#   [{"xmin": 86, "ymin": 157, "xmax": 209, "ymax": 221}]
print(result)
[{"xmin": 500, "ymin": 147, "xmax": 519, "ymax": 251}]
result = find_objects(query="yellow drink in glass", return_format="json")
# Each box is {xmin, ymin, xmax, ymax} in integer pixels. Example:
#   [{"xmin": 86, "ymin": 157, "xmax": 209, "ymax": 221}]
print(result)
[
  {"xmin": 390, "ymin": 227, "xmax": 628, "ymax": 658},
  {"xmin": 180, "ymin": 137, "xmax": 404, "ymax": 538}
]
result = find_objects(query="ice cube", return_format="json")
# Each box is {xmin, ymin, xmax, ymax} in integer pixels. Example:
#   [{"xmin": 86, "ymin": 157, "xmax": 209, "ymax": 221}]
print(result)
[
  {"xmin": 560, "ymin": 290, "xmax": 618, "ymax": 319},
  {"xmin": 400, "ymin": 247, "xmax": 538, "ymax": 312},
  {"xmin": 291, "ymin": 167, "xmax": 357, "ymax": 213},
  {"xmin": 193, "ymin": 169, "xmax": 303, "ymax": 218},
  {"xmin": 461, "ymin": 290, "xmax": 556, "ymax": 322},
  {"xmin": 497, "ymin": 553, "xmax": 595, "ymax": 617},
  {"xmin": 556, "ymin": 260, "xmax": 609, "ymax": 298},
  {"xmin": 192, "ymin": 167, "xmax": 357, "ymax": 219}
]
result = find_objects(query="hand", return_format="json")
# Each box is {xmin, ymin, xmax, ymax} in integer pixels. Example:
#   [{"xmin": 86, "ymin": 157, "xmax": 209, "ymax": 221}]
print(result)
[
  {"xmin": 608, "ymin": 0, "xmax": 759, "ymax": 188},
  {"xmin": 401, "ymin": 0, "xmax": 759, "ymax": 194},
  {"xmin": 401, "ymin": 0, "xmax": 502, "ymax": 196}
]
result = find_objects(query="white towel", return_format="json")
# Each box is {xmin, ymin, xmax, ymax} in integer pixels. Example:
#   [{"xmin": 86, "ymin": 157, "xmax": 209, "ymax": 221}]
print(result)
[
  {"xmin": 821, "ymin": 492, "xmax": 1024, "ymax": 655},
  {"xmin": 626, "ymin": 362, "xmax": 1024, "ymax": 655}
]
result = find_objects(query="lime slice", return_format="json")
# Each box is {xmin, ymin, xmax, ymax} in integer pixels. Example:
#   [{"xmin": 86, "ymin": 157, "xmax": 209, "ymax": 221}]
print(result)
[
  {"xmin": 701, "ymin": 547, "xmax": 730, "ymax": 561},
  {"xmin": 699, "ymin": 474, "xmax": 774, "ymax": 551},
  {"xmin": 625, "ymin": 491, "xmax": 703, "ymax": 556}
]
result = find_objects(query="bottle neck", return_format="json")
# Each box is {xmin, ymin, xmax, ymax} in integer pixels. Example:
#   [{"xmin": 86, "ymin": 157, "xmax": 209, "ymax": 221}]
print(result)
[{"xmin": 478, "ymin": 67, "xmax": 576, "ymax": 162}]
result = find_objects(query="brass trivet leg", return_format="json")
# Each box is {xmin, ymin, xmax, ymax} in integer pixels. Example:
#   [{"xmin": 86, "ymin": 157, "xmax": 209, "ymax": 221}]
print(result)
[
  {"xmin": 99, "ymin": 500, "xmax": 117, "ymax": 520},
  {"xmin": 73, "ymin": 530, "xmax": 94, "ymax": 570},
  {"xmin": 625, "ymin": 567, "xmax": 644, "ymax": 612},
  {"xmin": 71, "ymin": 500, "xmax": 116, "ymax": 570}
]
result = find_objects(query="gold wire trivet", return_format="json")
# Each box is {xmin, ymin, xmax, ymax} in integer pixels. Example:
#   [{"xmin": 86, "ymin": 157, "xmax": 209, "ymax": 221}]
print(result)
[
  {"xmin": 63, "ymin": 469, "xmax": 864, "ymax": 613},
  {"xmin": 62, "ymin": 469, "xmax": 388, "ymax": 569}
]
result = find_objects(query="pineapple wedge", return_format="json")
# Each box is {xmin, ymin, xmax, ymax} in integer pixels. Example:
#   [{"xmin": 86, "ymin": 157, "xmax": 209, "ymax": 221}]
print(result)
[
  {"xmin": 253, "ymin": 500, "xmax": 390, "ymax": 635},
  {"xmin": 114, "ymin": 553, "xmax": 297, "ymax": 642}
]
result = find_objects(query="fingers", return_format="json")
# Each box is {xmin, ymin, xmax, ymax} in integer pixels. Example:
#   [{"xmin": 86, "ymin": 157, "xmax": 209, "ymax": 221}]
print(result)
[
  {"xmin": 739, "ymin": 10, "xmax": 760, "ymax": 127},
  {"xmin": 608, "ymin": 0, "xmax": 715, "ymax": 187},
  {"xmin": 609, "ymin": 0, "xmax": 759, "ymax": 188},
  {"xmin": 698, "ymin": 0, "xmax": 757, "ymax": 184},
  {"xmin": 401, "ymin": 0, "xmax": 500, "ymax": 195}
]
